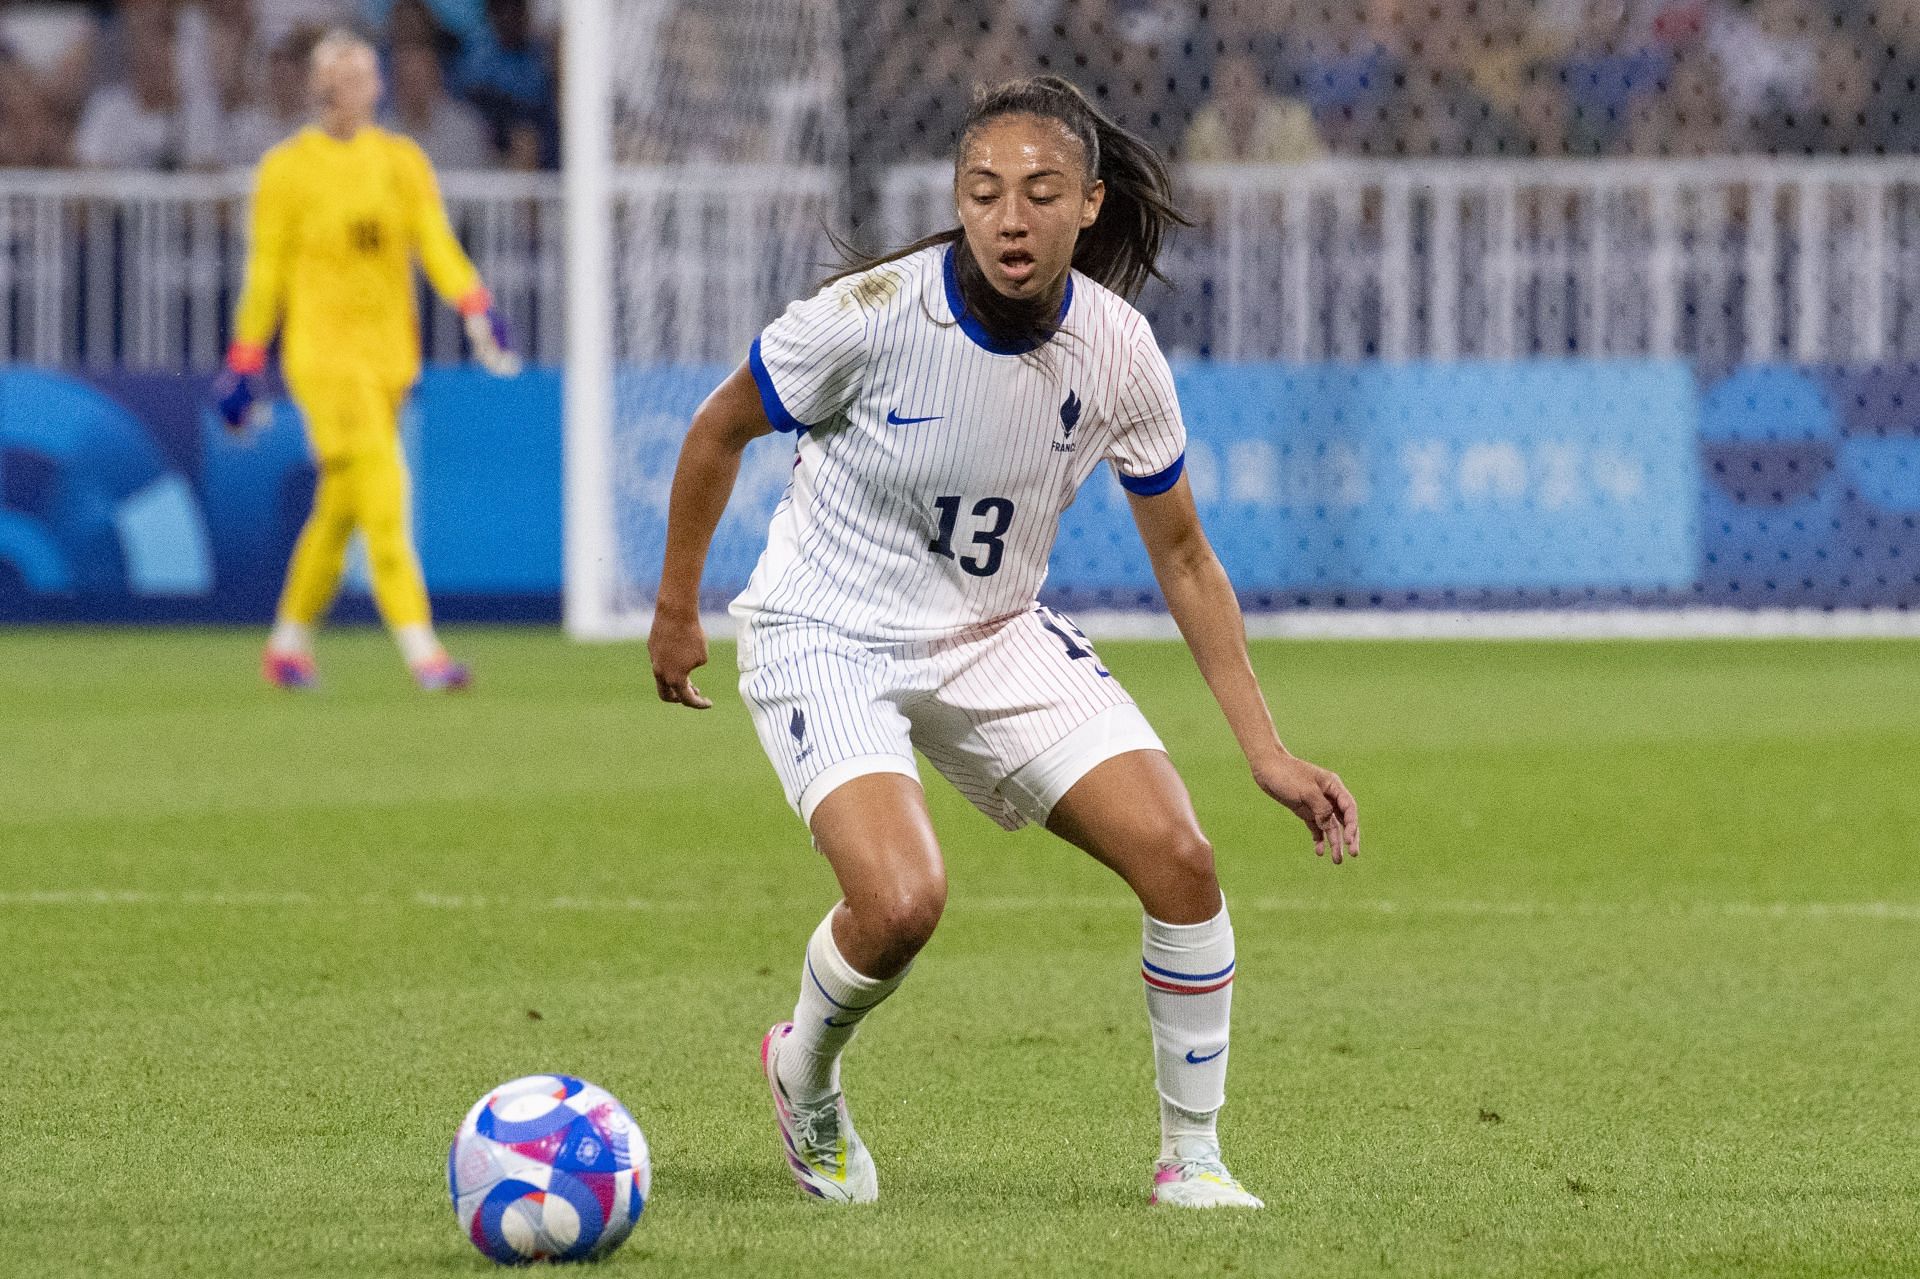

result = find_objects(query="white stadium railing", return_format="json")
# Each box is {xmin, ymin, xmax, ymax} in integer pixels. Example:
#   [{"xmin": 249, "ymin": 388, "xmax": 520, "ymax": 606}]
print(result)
[
  {"xmin": 883, "ymin": 157, "xmax": 1920, "ymax": 365},
  {"xmin": 4, "ymin": 157, "xmax": 1918, "ymax": 369},
  {"xmin": 0, "ymin": 166, "xmax": 836, "ymax": 372}
]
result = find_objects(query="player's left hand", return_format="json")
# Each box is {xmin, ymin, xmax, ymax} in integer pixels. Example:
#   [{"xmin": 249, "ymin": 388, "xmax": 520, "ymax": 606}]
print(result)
[
  {"xmin": 464, "ymin": 307, "xmax": 523, "ymax": 378},
  {"xmin": 1251, "ymin": 752, "xmax": 1359, "ymax": 864}
]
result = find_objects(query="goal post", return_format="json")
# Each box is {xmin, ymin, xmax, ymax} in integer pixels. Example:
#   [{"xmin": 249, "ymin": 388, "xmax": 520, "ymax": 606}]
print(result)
[{"xmin": 561, "ymin": 0, "xmax": 617, "ymax": 640}]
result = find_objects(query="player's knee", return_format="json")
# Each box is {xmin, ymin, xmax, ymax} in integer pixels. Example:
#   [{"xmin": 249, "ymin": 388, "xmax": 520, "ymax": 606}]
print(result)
[
  {"xmin": 860, "ymin": 875, "xmax": 946, "ymax": 959},
  {"xmin": 1156, "ymin": 822, "xmax": 1219, "ymax": 901}
]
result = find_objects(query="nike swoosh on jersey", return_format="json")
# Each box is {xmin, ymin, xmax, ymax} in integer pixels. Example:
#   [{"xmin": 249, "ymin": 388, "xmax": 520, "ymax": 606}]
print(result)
[
  {"xmin": 1184, "ymin": 1046, "xmax": 1226, "ymax": 1064},
  {"xmin": 885, "ymin": 409, "xmax": 943, "ymax": 426}
]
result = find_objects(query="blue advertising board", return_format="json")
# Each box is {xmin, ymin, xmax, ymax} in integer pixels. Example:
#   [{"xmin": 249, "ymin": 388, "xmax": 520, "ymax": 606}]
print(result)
[{"xmin": 2, "ymin": 359, "xmax": 1915, "ymax": 621}]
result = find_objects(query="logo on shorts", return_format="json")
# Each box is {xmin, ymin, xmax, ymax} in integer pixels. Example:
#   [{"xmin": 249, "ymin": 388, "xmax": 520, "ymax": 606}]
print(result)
[
  {"xmin": 789, "ymin": 708, "xmax": 814, "ymax": 763},
  {"xmin": 1052, "ymin": 390, "xmax": 1081, "ymax": 453}
]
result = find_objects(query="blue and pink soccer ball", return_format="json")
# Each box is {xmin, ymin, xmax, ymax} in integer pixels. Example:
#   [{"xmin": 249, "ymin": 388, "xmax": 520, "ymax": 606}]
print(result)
[{"xmin": 449, "ymin": 1075, "xmax": 650, "ymax": 1265}]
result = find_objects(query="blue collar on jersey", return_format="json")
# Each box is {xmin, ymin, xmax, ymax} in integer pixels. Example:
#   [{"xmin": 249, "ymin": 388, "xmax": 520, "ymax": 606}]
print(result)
[{"xmin": 943, "ymin": 243, "xmax": 1073, "ymax": 356}]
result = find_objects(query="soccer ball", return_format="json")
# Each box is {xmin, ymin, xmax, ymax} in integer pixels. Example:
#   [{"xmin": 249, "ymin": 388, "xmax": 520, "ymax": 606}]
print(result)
[{"xmin": 448, "ymin": 1074, "xmax": 650, "ymax": 1264}]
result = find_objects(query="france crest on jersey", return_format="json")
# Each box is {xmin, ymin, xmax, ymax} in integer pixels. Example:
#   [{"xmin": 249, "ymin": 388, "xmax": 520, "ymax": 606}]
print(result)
[{"xmin": 731, "ymin": 243, "xmax": 1187, "ymax": 642}]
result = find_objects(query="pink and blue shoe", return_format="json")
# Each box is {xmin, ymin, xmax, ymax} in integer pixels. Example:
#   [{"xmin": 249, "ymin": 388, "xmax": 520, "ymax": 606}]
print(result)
[
  {"xmin": 1149, "ymin": 1137, "xmax": 1265, "ymax": 1209},
  {"xmin": 261, "ymin": 649, "xmax": 318, "ymax": 690},
  {"xmin": 760, "ymin": 1022, "xmax": 878, "ymax": 1203},
  {"xmin": 412, "ymin": 654, "xmax": 472, "ymax": 692}
]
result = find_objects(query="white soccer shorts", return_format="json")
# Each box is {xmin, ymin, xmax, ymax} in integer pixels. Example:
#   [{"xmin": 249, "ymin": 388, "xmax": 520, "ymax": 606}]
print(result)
[{"xmin": 737, "ymin": 605, "xmax": 1166, "ymax": 831}]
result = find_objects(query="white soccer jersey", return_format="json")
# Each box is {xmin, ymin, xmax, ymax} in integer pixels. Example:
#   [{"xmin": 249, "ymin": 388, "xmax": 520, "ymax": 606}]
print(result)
[{"xmin": 730, "ymin": 243, "xmax": 1187, "ymax": 642}]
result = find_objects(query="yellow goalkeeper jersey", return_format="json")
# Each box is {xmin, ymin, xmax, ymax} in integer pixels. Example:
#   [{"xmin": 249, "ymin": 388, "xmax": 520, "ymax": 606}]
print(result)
[{"xmin": 231, "ymin": 125, "xmax": 484, "ymax": 387}]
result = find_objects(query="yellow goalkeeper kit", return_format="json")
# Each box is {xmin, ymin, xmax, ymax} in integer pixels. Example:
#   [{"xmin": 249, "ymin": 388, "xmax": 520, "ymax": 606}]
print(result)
[{"xmin": 227, "ymin": 125, "xmax": 491, "ymax": 629}]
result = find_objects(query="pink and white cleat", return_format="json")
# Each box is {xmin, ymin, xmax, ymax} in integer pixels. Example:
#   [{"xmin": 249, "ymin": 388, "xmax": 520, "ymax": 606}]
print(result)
[
  {"xmin": 760, "ymin": 1022, "xmax": 877, "ymax": 1203},
  {"xmin": 1149, "ymin": 1138, "xmax": 1265, "ymax": 1209},
  {"xmin": 261, "ymin": 649, "xmax": 318, "ymax": 690},
  {"xmin": 412, "ymin": 654, "xmax": 472, "ymax": 692}
]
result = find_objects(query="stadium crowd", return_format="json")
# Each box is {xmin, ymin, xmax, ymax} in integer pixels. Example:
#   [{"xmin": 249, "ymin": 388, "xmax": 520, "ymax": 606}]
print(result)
[
  {"xmin": 859, "ymin": 0, "xmax": 1920, "ymax": 163},
  {"xmin": 0, "ymin": 0, "xmax": 557, "ymax": 168},
  {"xmin": 2, "ymin": 0, "xmax": 1918, "ymax": 171}
]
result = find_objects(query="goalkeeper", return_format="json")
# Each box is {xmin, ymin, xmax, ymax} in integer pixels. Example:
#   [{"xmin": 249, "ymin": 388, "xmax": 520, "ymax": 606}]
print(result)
[{"xmin": 216, "ymin": 29, "xmax": 519, "ymax": 691}]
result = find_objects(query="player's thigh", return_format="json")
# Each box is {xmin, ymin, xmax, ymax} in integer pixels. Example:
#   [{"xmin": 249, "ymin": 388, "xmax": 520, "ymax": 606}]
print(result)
[
  {"xmin": 1044, "ymin": 748, "xmax": 1220, "ymax": 920},
  {"xmin": 740, "ymin": 628, "xmax": 945, "ymax": 926},
  {"xmin": 808, "ymin": 772, "xmax": 946, "ymax": 937}
]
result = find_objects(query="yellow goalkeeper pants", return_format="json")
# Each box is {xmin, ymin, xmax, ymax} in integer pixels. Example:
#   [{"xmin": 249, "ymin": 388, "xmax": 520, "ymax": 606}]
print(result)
[{"xmin": 275, "ymin": 371, "xmax": 432, "ymax": 631}]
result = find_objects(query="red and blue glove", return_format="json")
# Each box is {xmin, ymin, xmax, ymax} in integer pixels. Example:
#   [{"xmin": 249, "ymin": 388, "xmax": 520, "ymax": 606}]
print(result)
[
  {"xmin": 213, "ymin": 342, "xmax": 267, "ymax": 434},
  {"xmin": 459, "ymin": 288, "xmax": 521, "ymax": 378}
]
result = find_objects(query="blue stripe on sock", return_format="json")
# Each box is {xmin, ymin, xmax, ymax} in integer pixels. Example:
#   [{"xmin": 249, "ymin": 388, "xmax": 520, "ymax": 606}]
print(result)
[
  {"xmin": 806, "ymin": 955, "xmax": 883, "ymax": 1014},
  {"xmin": 1142, "ymin": 957, "xmax": 1236, "ymax": 983}
]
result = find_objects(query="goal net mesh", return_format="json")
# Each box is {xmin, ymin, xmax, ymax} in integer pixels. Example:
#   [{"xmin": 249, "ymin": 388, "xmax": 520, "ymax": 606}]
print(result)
[{"xmin": 569, "ymin": 0, "xmax": 1920, "ymax": 637}]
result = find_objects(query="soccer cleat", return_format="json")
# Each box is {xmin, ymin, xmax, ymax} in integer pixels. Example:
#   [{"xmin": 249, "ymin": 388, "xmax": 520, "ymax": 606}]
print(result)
[
  {"xmin": 412, "ymin": 655, "xmax": 472, "ymax": 692},
  {"xmin": 760, "ymin": 1022, "xmax": 877, "ymax": 1203},
  {"xmin": 262, "ymin": 649, "xmax": 318, "ymax": 690},
  {"xmin": 1148, "ymin": 1137, "xmax": 1265, "ymax": 1209}
]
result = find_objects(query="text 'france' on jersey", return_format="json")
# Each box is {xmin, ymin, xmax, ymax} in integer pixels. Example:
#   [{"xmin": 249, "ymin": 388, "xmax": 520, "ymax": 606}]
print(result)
[{"xmin": 731, "ymin": 244, "xmax": 1186, "ymax": 642}]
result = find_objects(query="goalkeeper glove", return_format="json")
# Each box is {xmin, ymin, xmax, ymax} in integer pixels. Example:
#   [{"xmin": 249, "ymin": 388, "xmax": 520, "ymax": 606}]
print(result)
[
  {"xmin": 214, "ymin": 342, "xmax": 268, "ymax": 435},
  {"xmin": 459, "ymin": 288, "xmax": 522, "ymax": 378}
]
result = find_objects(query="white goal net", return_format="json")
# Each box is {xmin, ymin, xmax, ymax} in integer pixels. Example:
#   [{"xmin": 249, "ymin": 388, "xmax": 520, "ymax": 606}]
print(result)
[
  {"xmin": 564, "ymin": 0, "xmax": 845, "ymax": 638},
  {"xmin": 565, "ymin": 1, "xmax": 1920, "ymax": 640}
]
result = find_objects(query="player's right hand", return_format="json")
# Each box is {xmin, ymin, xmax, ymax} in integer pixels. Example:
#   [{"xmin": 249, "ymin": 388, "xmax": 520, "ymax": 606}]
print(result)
[
  {"xmin": 648, "ymin": 610, "xmax": 712, "ymax": 709},
  {"xmin": 213, "ymin": 343, "xmax": 269, "ymax": 435}
]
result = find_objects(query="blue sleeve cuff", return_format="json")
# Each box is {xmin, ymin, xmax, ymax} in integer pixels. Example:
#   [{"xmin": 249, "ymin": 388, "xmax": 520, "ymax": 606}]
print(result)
[
  {"xmin": 748, "ymin": 335, "xmax": 808, "ymax": 434},
  {"xmin": 1118, "ymin": 452, "xmax": 1185, "ymax": 497}
]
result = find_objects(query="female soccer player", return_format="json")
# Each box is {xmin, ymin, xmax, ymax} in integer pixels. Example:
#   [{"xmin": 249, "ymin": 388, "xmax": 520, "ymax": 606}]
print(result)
[
  {"xmin": 215, "ymin": 30, "xmax": 519, "ymax": 691},
  {"xmin": 648, "ymin": 76, "xmax": 1359, "ymax": 1209}
]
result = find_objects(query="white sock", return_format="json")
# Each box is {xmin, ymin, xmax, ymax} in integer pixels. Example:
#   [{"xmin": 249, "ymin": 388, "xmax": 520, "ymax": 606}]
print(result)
[
  {"xmin": 268, "ymin": 619, "xmax": 313, "ymax": 656},
  {"xmin": 1142, "ymin": 901, "xmax": 1234, "ymax": 1159},
  {"xmin": 776, "ymin": 910, "xmax": 909, "ymax": 1105},
  {"xmin": 395, "ymin": 624, "xmax": 442, "ymax": 666}
]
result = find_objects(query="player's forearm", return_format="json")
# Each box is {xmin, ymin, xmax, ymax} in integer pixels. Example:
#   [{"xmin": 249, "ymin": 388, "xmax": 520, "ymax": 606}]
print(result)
[
  {"xmin": 655, "ymin": 424, "xmax": 749, "ymax": 618},
  {"xmin": 1155, "ymin": 546, "xmax": 1289, "ymax": 769}
]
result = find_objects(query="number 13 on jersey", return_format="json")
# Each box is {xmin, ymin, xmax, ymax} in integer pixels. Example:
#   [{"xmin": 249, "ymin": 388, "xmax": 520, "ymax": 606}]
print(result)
[{"xmin": 928, "ymin": 495, "xmax": 1015, "ymax": 577}]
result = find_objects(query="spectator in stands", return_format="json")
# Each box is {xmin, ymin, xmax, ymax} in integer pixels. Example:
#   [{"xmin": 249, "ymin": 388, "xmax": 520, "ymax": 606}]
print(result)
[
  {"xmin": 362, "ymin": 0, "xmax": 492, "ymax": 49},
  {"xmin": 1627, "ymin": 46, "xmax": 1734, "ymax": 156},
  {"xmin": 1555, "ymin": 7, "xmax": 1674, "ymax": 156},
  {"xmin": 452, "ymin": 0, "xmax": 556, "ymax": 167},
  {"xmin": 0, "ymin": 40, "xmax": 72, "ymax": 167},
  {"xmin": 1707, "ymin": 0, "xmax": 1819, "ymax": 145},
  {"xmin": 0, "ymin": 0, "xmax": 97, "ymax": 142},
  {"xmin": 386, "ymin": 0, "xmax": 459, "ymax": 62},
  {"xmin": 73, "ymin": 1, "xmax": 220, "ymax": 169},
  {"xmin": 1182, "ymin": 51, "xmax": 1324, "ymax": 162},
  {"xmin": 1847, "ymin": 0, "xmax": 1920, "ymax": 152},
  {"xmin": 1292, "ymin": 0, "xmax": 1406, "ymax": 147},
  {"xmin": 860, "ymin": 0, "xmax": 996, "ymax": 158},
  {"xmin": 381, "ymin": 35, "xmax": 492, "ymax": 166},
  {"xmin": 1323, "ymin": 0, "xmax": 1535, "ymax": 159},
  {"xmin": 619, "ymin": 6, "xmax": 766, "ymax": 163},
  {"xmin": 223, "ymin": 25, "xmax": 318, "ymax": 165}
]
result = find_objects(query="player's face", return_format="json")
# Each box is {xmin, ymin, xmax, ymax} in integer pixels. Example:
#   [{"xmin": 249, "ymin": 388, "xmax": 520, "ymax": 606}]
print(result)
[
  {"xmin": 955, "ymin": 115, "xmax": 1105, "ymax": 302},
  {"xmin": 314, "ymin": 45, "xmax": 383, "ymax": 127}
]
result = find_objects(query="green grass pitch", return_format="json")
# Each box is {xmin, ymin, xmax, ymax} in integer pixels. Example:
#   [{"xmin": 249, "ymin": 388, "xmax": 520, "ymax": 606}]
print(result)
[{"xmin": 3, "ymin": 627, "xmax": 1917, "ymax": 1277}]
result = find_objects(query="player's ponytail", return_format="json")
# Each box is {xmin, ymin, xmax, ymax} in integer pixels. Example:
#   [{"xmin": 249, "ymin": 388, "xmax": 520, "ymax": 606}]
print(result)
[{"xmin": 821, "ymin": 75, "xmax": 1189, "ymax": 348}]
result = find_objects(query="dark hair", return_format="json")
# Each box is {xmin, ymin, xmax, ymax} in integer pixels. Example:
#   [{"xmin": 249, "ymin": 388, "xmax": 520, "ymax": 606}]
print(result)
[{"xmin": 825, "ymin": 75, "xmax": 1190, "ymax": 349}]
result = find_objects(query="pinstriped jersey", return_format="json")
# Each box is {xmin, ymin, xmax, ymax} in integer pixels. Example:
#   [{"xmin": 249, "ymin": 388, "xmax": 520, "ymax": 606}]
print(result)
[{"xmin": 731, "ymin": 243, "xmax": 1186, "ymax": 642}]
